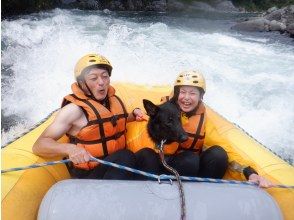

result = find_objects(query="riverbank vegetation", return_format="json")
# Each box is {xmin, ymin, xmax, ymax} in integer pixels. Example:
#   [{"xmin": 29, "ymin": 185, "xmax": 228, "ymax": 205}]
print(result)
[{"xmin": 231, "ymin": 0, "xmax": 294, "ymax": 11}]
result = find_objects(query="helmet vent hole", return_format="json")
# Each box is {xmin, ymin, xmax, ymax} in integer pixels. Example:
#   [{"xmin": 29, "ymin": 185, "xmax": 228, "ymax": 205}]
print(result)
[
  {"xmin": 193, "ymin": 80, "xmax": 198, "ymax": 83},
  {"xmin": 179, "ymin": 75, "xmax": 183, "ymax": 77},
  {"xmin": 192, "ymin": 75, "xmax": 197, "ymax": 78},
  {"xmin": 89, "ymin": 59, "xmax": 96, "ymax": 62},
  {"xmin": 89, "ymin": 55, "xmax": 95, "ymax": 57},
  {"xmin": 177, "ymin": 80, "xmax": 181, "ymax": 83}
]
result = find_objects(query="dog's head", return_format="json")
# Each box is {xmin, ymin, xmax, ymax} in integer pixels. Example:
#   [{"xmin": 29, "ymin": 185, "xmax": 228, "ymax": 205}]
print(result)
[{"xmin": 143, "ymin": 99, "xmax": 188, "ymax": 145}]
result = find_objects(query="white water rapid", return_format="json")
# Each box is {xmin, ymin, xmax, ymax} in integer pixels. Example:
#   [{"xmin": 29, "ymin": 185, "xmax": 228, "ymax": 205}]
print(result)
[{"xmin": 2, "ymin": 9, "xmax": 294, "ymax": 163}]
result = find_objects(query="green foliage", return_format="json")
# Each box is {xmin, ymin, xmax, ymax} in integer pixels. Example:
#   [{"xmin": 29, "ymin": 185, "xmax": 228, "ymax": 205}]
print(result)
[
  {"xmin": 173, "ymin": 0, "xmax": 294, "ymax": 11},
  {"xmin": 231, "ymin": 0, "xmax": 294, "ymax": 11},
  {"xmin": 1, "ymin": 0, "xmax": 59, "ymax": 17}
]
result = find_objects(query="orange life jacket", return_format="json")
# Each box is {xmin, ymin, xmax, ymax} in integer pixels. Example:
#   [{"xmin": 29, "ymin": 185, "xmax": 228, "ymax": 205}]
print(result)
[
  {"xmin": 62, "ymin": 83, "xmax": 128, "ymax": 170},
  {"xmin": 160, "ymin": 96, "xmax": 206, "ymax": 154},
  {"xmin": 178, "ymin": 102, "xmax": 206, "ymax": 153}
]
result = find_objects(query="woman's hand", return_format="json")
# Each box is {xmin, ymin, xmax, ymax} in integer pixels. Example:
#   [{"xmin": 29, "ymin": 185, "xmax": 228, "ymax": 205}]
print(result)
[{"xmin": 248, "ymin": 173, "xmax": 274, "ymax": 188}]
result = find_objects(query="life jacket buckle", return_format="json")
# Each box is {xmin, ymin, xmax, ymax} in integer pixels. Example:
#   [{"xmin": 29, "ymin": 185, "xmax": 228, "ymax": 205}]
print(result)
[{"xmin": 111, "ymin": 115, "xmax": 118, "ymax": 126}]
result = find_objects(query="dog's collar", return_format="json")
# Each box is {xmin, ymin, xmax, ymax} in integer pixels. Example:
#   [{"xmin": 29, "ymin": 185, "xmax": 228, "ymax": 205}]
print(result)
[{"xmin": 156, "ymin": 139, "xmax": 166, "ymax": 150}]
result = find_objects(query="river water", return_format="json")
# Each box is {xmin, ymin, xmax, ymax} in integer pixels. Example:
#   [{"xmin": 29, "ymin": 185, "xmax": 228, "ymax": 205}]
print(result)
[{"xmin": 1, "ymin": 9, "xmax": 294, "ymax": 164}]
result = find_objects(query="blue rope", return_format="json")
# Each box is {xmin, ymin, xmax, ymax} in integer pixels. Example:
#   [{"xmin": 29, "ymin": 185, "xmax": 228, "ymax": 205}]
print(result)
[
  {"xmin": 1, "ymin": 159, "xmax": 71, "ymax": 173},
  {"xmin": 2, "ymin": 156, "xmax": 294, "ymax": 189}
]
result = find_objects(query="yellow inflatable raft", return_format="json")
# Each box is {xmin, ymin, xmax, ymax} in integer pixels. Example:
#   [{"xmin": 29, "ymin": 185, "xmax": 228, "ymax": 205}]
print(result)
[{"xmin": 2, "ymin": 83, "xmax": 294, "ymax": 220}]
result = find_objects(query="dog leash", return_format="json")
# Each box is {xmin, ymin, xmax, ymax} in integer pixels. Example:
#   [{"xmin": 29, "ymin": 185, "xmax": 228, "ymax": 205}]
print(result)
[{"xmin": 157, "ymin": 139, "xmax": 186, "ymax": 220}]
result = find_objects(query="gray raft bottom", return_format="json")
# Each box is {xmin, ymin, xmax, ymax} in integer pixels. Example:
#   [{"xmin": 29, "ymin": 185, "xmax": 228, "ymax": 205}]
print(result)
[{"xmin": 38, "ymin": 179, "xmax": 283, "ymax": 220}]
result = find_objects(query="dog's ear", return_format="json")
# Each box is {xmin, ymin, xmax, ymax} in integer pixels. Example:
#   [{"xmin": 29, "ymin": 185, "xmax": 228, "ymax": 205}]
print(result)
[{"xmin": 143, "ymin": 99, "xmax": 158, "ymax": 117}]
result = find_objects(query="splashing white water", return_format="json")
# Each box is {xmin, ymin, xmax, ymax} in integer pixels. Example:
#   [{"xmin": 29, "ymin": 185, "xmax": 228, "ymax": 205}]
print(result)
[{"xmin": 1, "ymin": 9, "xmax": 294, "ymax": 163}]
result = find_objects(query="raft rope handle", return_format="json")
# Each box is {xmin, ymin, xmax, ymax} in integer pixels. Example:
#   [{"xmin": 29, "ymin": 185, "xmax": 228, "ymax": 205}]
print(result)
[
  {"xmin": 1, "ymin": 156, "xmax": 294, "ymax": 189},
  {"xmin": 157, "ymin": 139, "xmax": 186, "ymax": 220}
]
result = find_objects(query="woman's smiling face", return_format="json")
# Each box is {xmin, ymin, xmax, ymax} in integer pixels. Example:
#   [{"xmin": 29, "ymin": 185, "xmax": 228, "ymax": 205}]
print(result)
[{"xmin": 177, "ymin": 86, "xmax": 201, "ymax": 113}]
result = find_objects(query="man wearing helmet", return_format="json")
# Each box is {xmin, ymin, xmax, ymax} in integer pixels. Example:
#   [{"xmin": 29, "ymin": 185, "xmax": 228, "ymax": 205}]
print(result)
[{"xmin": 33, "ymin": 54, "xmax": 143, "ymax": 179}]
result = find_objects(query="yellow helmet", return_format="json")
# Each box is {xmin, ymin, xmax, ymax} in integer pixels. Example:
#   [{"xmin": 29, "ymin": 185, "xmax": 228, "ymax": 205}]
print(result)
[
  {"xmin": 74, "ymin": 54, "xmax": 113, "ymax": 79},
  {"xmin": 174, "ymin": 70, "xmax": 206, "ymax": 93}
]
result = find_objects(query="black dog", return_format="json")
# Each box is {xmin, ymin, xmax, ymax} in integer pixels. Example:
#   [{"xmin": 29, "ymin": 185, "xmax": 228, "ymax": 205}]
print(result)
[{"xmin": 143, "ymin": 99, "xmax": 188, "ymax": 145}]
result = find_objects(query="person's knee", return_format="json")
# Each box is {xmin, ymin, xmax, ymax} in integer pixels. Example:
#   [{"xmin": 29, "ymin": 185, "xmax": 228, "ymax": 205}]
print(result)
[
  {"xmin": 136, "ymin": 148, "xmax": 158, "ymax": 161},
  {"xmin": 200, "ymin": 146, "xmax": 228, "ymax": 178},
  {"xmin": 120, "ymin": 148, "xmax": 135, "ymax": 157},
  {"xmin": 116, "ymin": 149, "xmax": 136, "ymax": 166},
  {"xmin": 134, "ymin": 148, "xmax": 160, "ymax": 179},
  {"xmin": 171, "ymin": 151, "xmax": 200, "ymax": 176},
  {"xmin": 135, "ymin": 148, "xmax": 159, "ymax": 168},
  {"xmin": 214, "ymin": 146, "xmax": 228, "ymax": 175},
  {"xmin": 179, "ymin": 151, "xmax": 200, "ymax": 167},
  {"xmin": 206, "ymin": 145, "xmax": 228, "ymax": 164}
]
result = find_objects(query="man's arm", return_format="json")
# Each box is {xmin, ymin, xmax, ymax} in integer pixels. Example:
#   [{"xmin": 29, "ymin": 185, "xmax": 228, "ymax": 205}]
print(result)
[{"xmin": 32, "ymin": 104, "xmax": 91, "ymax": 164}]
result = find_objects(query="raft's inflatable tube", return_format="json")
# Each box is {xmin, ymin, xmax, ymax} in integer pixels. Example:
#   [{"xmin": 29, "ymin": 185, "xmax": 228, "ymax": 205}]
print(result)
[
  {"xmin": 38, "ymin": 180, "xmax": 282, "ymax": 220},
  {"xmin": 2, "ymin": 83, "xmax": 294, "ymax": 220}
]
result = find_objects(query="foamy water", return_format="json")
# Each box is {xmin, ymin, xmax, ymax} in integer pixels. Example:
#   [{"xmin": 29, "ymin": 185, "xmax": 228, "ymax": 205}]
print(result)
[{"xmin": 1, "ymin": 9, "xmax": 294, "ymax": 163}]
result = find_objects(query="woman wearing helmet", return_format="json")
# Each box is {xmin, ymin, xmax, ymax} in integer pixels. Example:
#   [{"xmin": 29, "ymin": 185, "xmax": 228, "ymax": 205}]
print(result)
[
  {"xmin": 165, "ymin": 70, "xmax": 229, "ymax": 179},
  {"xmin": 33, "ymin": 53, "xmax": 144, "ymax": 179},
  {"xmin": 168, "ymin": 70, "xmax": 273, "ymax": 187}
]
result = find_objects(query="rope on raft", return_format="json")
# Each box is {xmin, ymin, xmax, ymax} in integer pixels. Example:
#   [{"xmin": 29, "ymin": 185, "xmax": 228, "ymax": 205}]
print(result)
[{"xmin": 2, "ymin": 156, "xmax": 294, "ymax": 189}]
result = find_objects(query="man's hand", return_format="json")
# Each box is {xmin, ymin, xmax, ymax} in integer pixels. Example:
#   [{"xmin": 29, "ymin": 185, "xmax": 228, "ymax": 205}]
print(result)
[{"xmin": 66, "ymin": 144, "xmax": 91, "ymax": 164}]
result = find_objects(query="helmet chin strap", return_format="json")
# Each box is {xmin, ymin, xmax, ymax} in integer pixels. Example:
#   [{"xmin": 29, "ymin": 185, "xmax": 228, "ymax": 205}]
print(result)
[
  {"xmin": 84, "ymin": 82, "xmax": 96, "ymax": 99},
  {"xmin": 77, "ymin": 80, "xmax": 100, "ymax": 102},
  {"xmin": 78, "ymin": 80, "xmax": 109, "ymax": 109}
]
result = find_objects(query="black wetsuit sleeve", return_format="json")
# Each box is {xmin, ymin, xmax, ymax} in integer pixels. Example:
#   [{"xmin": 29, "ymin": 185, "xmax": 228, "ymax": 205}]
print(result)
[{"xmin": 243, "ymin": 166, "xmax": 258, "ymax": 180}]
